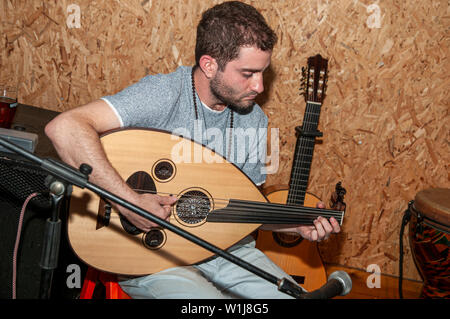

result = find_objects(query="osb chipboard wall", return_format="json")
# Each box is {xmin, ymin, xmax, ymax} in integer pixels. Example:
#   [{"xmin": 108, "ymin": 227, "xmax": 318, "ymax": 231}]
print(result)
[{"xmin": 1, "ymin": 0, "xmax": 448, "ymax": 282}]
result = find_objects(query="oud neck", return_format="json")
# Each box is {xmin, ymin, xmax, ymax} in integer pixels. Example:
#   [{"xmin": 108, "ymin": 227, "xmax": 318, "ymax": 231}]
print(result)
[
  {"xmin": 208, "ymin": 199, "xmax": 344, "ymax": 225},
  {"xmin": 287, "ymin": 101, "xmax": 322, "ymax": 206}
]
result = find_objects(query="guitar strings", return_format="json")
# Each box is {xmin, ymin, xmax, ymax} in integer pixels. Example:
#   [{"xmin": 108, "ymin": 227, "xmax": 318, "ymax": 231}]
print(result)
[
  {"xmin": 289, "ymin": 102, "xmax": 314, "ymax": 203},
  {"xmin": 288, "ymin": 101, "xmax": 320, "ymax": 206}
]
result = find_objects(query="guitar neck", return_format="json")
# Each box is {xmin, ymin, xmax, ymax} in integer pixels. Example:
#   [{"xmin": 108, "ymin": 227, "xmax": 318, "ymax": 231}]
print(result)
[{"xmin": 287, "ymin": 101, "xmax": 322, "ymax": 206}]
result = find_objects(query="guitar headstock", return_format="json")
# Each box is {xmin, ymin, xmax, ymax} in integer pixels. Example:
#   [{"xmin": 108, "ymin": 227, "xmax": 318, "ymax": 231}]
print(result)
[{"xmin": 300, "ymin": 54, "xmax": 328, "ymax": 104}]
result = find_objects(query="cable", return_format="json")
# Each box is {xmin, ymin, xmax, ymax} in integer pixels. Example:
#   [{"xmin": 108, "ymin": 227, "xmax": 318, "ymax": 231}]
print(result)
[
  {"xmin": 398, "ymin": 201, "xmax": 412, "ymax": 299},
  {"xmin": 12, "ymin": 192, "xmax": 40, "ymax": 299}
]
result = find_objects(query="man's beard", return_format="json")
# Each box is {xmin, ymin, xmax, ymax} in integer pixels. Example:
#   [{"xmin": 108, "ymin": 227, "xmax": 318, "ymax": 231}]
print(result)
[{"xmin": 210, "ymin": 74, "xmax": 257, "ymax": 115}]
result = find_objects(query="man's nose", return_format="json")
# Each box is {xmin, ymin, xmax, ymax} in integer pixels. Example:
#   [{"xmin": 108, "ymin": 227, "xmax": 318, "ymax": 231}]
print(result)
[{"xmin": 250, "ymin": 73, "xmax": 264, "ymax": 94}]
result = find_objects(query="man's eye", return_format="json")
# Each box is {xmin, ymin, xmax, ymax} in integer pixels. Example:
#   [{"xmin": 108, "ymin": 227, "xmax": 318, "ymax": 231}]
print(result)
[{"xmin": 243, "ymin": 73, "xmax": 253, "ymax": 78}]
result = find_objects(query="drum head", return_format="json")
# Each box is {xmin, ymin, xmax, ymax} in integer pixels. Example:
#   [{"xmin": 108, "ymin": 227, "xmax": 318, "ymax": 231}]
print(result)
[{"xmin": 413, "ymin": 188, "xmax": 450, "ymax": 233}]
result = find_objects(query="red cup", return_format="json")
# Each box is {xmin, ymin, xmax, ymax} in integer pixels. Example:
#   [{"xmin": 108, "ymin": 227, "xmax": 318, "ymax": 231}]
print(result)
[{"xmin": 0, "ymin": 85, "xmax": 18, "ymax": 129}]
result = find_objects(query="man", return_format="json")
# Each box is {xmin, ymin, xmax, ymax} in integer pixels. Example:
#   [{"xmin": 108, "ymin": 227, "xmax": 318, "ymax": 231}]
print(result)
[{"xmin": 46, "ymin": 1, "xmax": 340, "ymax": 298}]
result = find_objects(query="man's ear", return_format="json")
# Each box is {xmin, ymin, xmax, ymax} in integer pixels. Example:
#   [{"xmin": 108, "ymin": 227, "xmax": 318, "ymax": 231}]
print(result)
[{"xmin": 198, "ymin": 55, "xmax": 218, "ymax": 79}]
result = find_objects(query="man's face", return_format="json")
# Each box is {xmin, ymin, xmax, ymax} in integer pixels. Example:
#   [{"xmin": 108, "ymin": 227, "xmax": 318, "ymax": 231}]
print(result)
[{"xmin": 210, "ymin": 46, "xmax": 272, "ymax": 113}]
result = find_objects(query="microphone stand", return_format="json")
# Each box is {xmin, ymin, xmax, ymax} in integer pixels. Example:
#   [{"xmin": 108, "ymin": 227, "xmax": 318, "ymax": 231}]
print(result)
[
  {"xmin": 0, "ymin": 136, "xmax": 305, "ymax": 299},
  {"xmin": 38, "ymin": 176, "xmax": 68, "ymax": 299}
]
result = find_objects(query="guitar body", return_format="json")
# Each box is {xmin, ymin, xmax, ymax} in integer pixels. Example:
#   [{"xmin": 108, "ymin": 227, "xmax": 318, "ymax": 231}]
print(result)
[
  {"xmin": 256, "ymin": 187, "xmax": 326, "ymax": 291},
  {"xmin": 67, "ymin": 129, "xmax": 265, "ymax": 275}
]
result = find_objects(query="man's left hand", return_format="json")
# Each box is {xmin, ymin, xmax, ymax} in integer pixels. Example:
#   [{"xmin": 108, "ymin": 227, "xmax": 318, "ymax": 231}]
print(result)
[{"xmin": 295, "ymin": 201, "xmax": 341, "ymax": 242}]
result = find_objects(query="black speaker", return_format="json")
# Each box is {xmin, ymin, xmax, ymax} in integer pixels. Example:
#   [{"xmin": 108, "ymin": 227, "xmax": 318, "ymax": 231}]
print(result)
[{"xmin": 0, "ymin": 152, "xmax": 86, "ymax": 299}]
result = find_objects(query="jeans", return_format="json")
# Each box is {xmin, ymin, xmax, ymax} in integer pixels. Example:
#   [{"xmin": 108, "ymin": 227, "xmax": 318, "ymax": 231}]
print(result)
[{"xmin": 118, "ymin": 236, "xmax": 302, "ymax": 299}]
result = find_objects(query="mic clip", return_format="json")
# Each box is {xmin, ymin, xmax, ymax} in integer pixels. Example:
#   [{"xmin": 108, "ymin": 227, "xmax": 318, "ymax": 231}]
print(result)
[{"xmin": 277, "ymin": 278, "xmax": 306, "ymax": 299}]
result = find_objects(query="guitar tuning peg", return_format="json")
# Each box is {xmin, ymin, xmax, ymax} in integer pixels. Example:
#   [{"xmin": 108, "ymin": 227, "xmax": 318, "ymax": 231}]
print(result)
[
  {"xmin": 299, "ymin": 84, "xmax": 306, "ymax": 92},
  {"xmin": 298, "ymin": 88, "xmax": 306, "ymax": 96},
  {"xmin": 301, "ymin": 66, "xmax": 306, "ymax": 76}
]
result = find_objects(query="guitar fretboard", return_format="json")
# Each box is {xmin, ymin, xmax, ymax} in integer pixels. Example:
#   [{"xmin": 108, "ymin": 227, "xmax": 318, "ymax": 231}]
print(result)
[{"xmin": 287, "ymin": 101, "xmax": 322, "ymax": 206}]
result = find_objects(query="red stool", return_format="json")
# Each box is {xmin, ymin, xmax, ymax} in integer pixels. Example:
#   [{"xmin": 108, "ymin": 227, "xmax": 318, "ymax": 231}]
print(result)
[{"xmin": 80, "ymin": 267, "xmax": 131, "ymax": 299}]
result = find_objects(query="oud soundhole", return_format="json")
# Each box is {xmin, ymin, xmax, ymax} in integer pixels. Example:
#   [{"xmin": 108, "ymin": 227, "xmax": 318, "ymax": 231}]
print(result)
[
  {"xmin": 175, "ymin": 189, "xmax": 212, "ymax": 226},
  {"xmin": 272, "ymin": 233, "xmax": 304, "ymax": 248},
  {"xmin": 142, "ymin": 228, "xmax": 166, "ymax": 250},
  {"xmin": 119, "ymin": 171, "xmax": 157, "ymax": 235},
  {"xmin": 152, "ymin": 159, "xmax": 176, "ymax": 182}
]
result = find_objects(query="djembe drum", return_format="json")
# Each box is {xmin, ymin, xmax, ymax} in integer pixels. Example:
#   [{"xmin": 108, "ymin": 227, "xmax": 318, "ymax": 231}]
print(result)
[{"xmin": 408, "ymin": 188, "xmax": 450, "ymax": 298}]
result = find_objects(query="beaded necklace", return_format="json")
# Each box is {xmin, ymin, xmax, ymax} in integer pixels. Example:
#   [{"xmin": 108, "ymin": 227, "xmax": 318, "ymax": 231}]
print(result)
[{"xmin": 191, "ymin": 68, "xmax": 234, "ymax": 159}]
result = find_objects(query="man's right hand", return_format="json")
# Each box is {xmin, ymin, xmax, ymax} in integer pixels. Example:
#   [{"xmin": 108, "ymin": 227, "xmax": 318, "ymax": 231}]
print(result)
[
  {"xmin": 118, "ymin": 193, "xmax": 178, "ymax": 232},
  {"xmin": 44, "ymin": 99, "xmax": 179, "ymax": 233}
]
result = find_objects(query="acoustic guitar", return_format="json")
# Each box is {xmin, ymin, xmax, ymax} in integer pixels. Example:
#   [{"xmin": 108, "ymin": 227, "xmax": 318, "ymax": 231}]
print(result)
[
  {"xmin": 256, "ymin": 54, "xmax": 331, "ymax": 291},
  {"xmin": 67, "ymin": 128, "xmax": 344, "ymax": 275}
]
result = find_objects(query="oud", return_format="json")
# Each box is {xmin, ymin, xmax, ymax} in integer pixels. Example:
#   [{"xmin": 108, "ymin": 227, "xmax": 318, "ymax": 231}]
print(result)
[{"xmin": 67, "ymin": 128, "xmax": 344, "ymax": 275}]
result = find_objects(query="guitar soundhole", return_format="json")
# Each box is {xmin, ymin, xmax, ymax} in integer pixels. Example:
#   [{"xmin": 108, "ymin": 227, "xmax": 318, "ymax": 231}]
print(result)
[
  {"xmin": 272, "ymin": 233, "xmax": 304, "ymax": 248},
  {"xmin": 175, "ymin": 190, "xmax": 211, "ymax": 226}
]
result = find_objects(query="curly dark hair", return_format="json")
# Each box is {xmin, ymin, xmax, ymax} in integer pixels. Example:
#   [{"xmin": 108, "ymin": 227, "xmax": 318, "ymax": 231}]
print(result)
[{"xmin": 195, "ymin": 1, "xmax": 277, "ymax": 70}]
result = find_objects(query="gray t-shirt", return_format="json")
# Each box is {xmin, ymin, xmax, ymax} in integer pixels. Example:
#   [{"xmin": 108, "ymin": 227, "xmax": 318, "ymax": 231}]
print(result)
[{"xmin": 101, "ymin": 66, "xmax": 267, "ymax": 185}]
